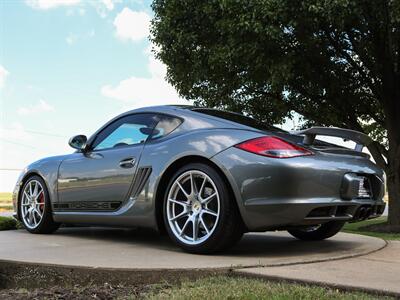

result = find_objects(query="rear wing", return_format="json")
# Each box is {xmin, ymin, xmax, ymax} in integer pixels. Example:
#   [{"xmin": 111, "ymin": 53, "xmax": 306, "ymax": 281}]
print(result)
[{"xmin": 291, "ymin": 127, "xmax": 372, "ymax": 152}]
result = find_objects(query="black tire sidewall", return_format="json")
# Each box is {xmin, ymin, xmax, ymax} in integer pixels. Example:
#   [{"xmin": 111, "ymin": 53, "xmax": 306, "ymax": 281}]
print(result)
[{"xmin": 288, "ymin": 221, "xmax": 345, "ymax": 241}]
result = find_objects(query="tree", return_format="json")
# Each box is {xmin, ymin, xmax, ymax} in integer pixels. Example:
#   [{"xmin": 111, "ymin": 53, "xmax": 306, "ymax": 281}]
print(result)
[{"xmin": 151, "ymin": 0, "xmax": 400, "ymax": 226}]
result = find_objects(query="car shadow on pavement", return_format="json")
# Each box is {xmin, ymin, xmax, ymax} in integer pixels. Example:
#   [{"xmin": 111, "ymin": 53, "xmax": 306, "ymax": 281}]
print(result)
[{"xmin": 52, "ymin": 226, "xmax": 361, "ymax": 257}]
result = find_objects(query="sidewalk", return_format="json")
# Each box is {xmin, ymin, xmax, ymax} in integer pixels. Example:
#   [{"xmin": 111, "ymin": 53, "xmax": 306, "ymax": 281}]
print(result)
[{"xmin": 235, "ymin": 240, "xmax": 400, "ymax": 297}]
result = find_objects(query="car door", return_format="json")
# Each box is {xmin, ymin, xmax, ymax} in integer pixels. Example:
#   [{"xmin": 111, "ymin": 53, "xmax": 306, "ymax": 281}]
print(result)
[{"xmin": 57, "ymin": 113, "xmax": 159, "ymax": 211}]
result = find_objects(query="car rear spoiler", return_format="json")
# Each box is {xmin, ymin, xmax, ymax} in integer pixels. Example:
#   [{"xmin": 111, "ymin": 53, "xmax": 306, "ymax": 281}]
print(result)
[{"xmin": 291, "ymin": 127, "xmax": 372, "ymax": 152}]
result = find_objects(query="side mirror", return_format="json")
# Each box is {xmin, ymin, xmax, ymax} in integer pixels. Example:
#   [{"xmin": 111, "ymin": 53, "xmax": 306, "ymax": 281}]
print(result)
[{"xmin": 68, "ymin": 135, "xmax": 87, "ymax": 151}]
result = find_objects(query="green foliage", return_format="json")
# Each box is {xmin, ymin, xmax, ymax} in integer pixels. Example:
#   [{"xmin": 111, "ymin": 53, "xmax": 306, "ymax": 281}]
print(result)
[
  {"xmin": 152, "ymin": 0, "xmax": 398, "ymax": 132},
  {"xmin": 0, "ymin": 216, "xmax": 18, "ymax": 231},
  {"xmin": 151, "ymin": 0, "xmax": 400, "ymax": 224}
]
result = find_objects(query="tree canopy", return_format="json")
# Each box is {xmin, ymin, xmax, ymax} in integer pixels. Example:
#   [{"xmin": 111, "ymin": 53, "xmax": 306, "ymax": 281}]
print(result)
[{"xmin": 151, "ymin": 0, "xmax": 400, "ymax": 225}]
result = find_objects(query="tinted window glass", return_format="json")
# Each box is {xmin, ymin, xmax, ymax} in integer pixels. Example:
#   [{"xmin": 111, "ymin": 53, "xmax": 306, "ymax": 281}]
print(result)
[
  {"xmin": 150, "ymin": 115, "xmax": 182, "ymax": 140},
  {"xmin": 92, "ymin": 114, "xmax": 158, "ymax": 151},
  {"xmin": 192, "ymin": 108, "xmax": 285, "ymax": 132}
]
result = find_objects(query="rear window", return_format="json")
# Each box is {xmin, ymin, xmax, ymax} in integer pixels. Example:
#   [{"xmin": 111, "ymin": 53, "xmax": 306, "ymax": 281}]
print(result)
[
  {"xmin": 150, "ymin": 115, "xmax": 182, "ymax": 140},
  {"xmin": 191, "ymin": 108, "xmax": 285, "ymax": 132}
]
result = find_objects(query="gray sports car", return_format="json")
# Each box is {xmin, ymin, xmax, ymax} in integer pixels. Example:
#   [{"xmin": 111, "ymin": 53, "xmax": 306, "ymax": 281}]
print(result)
[{"xmin": 12, "ymin": 105, "xmax": 385, "ymax": 253}]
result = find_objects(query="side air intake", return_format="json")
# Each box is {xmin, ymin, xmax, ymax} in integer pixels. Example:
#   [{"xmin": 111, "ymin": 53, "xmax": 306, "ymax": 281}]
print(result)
[{"xmin": 130, "ymin": 167, "xmax": 152, "ymax": 198}]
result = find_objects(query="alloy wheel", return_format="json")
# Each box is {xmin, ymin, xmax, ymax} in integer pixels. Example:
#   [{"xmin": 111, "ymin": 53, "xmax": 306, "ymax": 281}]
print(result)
[
  {"xmin": 21, "ymin": 179, "xmax": 45, "ymax": 229},
  {"xmin": 166, "ymin": 170, "xmax": 220, "ymax": 245}
]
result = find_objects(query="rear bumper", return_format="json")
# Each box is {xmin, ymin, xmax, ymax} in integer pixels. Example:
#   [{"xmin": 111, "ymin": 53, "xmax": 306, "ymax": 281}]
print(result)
[
  {"xmin": 243, "ymin": 198, "xmax": 385, "ymax": 230},
  {"xmin": 211, "ymin": 147, "xmax": 385, "ymax": 231}
]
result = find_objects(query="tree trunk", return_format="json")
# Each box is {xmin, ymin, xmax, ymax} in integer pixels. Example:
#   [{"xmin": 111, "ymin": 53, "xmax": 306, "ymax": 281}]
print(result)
[{"xmin": 387, "ymin": 142, "xmax": 400, "ymax": 226}]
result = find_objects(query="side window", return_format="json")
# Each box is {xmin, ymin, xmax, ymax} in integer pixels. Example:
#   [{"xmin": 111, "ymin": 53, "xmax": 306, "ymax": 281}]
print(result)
[
  {"xmin": 151, "ymin": 115, "xmax": 182, "ymax": 140},
  {"xmin": 92, "ymin": 114, "xmax": 158, "ymax": 151}
]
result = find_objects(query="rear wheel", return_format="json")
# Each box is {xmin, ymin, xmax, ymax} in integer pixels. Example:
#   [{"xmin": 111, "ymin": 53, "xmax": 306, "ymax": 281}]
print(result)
[
  {"xmin": 164, "ymin": 163, "xmax": 243, "ymax": 254},
  {"xmin": 287, "ymin": 221, "xmax": 345, "ymax": 241},
  {"xmin": 19, "ymin": 176, "xmax": 60, "ymax": 234}
]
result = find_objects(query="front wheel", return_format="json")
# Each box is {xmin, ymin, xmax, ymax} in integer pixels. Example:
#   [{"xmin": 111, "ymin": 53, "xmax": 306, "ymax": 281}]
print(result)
[
  {"xmin": 163, "ymin": 163, "xmax": 244, "ymax": 254},
  {"xmin": 287, "ymin": 221, "xmax": 345, "ymax": 241},
  {"xmin": 19, "ymin": 176, "xmax": 60, "ymax": 234}
]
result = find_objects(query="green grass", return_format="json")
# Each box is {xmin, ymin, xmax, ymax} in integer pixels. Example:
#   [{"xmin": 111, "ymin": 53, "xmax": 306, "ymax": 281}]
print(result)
[
  {"xmin": 0, "ymin": 192, "xmax": 13, "ymax": 211},
  {"xmin": 0, "ymin": 216, "xmax": 19, "ymax": 231},
  {"xmin": 144, "ymin": 276, "xmax": 392, "ymax": 300},
  {"xmin": 342, "ymin": 217, "xmax": 400, "ymax": 241}
]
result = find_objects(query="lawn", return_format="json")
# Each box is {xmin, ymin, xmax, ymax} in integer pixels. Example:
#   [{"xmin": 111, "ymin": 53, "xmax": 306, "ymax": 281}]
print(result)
[
  {"xmin": 0, "ymin": 276, "xmax": 393, "ymax": 299},
  {"xmin": 342, "ymin": 217, "xmax": 400, "ymax": 241},
  {"xmin": 0, "ymin": 192, "xmax": 13, "ymax": 212},
  {"xmin": 145, "ymin": 276, "xmax": 392, "ymax": 300}
]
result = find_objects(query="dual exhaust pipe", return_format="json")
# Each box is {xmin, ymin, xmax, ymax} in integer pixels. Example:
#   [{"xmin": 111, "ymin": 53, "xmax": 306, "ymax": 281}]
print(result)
[{"xmin": 353, "ymin": 206, "xmax": 372, "ymax": 221}]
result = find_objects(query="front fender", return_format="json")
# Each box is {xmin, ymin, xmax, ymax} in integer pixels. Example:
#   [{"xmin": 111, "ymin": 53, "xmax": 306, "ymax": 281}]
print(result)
[{"xmin": 12, "ymin": 155, "xmax": 68, "ymax": 217}]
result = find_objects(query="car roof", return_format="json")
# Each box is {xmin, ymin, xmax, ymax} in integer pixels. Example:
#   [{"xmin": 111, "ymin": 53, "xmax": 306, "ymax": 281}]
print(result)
[{"xmin": 121, "ymin": 105, "xmax": 285, "ymax": 134}]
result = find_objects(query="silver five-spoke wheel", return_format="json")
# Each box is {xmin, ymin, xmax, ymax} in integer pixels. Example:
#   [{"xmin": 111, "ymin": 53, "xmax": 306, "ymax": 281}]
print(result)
[
  {"xmin": 21, "ymin": 179, "xmax": 45, "ymax": 229},
  {"xmin": 166, "ymin": 170, "xmax": 220, "ymax": 245}
]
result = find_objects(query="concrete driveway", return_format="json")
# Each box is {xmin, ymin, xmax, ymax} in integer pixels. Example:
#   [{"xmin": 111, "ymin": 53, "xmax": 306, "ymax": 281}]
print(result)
[{"xmin": 0, "ymin": 227, "xmax": 384, "ymax": 269}]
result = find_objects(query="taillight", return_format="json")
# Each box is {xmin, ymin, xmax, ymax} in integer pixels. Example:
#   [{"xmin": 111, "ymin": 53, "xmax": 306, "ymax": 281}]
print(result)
[{"xmin": 235, "ymin": 136, "xmax": 313, "ymax": 158}]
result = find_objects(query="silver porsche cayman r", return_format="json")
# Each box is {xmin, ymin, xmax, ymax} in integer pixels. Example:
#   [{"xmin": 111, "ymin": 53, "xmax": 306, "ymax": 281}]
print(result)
[{"xmin": 12, "ymin": 105, "xmax": 386, "ymax": 253}]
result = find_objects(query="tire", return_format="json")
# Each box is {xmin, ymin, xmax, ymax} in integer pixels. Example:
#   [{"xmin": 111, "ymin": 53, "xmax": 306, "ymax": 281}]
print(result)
[
  {"xmin": 163, "ymin": 163, "xmax": 244, "ymax": 254},
  {"xmin": 19, "ymin": 175, "xmax": 60, "ymax": 234},
  {"xmin": 287, "ymin": 221, "xmax": 345, "ymax": 241}
]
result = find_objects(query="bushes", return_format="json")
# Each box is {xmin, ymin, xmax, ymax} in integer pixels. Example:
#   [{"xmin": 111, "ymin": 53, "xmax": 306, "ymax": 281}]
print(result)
[{"xmin": 0, "ymin": 216, "xmax": 19, "ymax": 231}]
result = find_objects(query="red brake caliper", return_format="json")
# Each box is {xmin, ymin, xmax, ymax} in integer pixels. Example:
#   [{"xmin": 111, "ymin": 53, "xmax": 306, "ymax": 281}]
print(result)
[{"xmin": 37, "ymin": 191, "xmax": 45, "ymax": 212}]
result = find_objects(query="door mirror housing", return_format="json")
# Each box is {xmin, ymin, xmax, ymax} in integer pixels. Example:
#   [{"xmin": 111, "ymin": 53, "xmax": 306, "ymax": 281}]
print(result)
[{"xmin": 69, "ymin": 135, "xmax": 88, "ymax": 151}]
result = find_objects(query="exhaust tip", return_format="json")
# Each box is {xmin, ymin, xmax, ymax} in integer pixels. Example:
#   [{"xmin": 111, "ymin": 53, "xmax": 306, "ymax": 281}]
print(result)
[
  {"xmin": 358, "ymin": 207, "xmax": 366, "ymax": 220},
  {"xmin": 364, "ymin": 207, "xmax": 372, "ymax": 220}
]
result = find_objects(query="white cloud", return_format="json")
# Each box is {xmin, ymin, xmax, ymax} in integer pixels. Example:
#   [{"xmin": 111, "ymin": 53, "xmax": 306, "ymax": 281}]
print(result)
[
  {"xmin": 0, "ymin": 65, "xmax": 9, "ymax": 89},
  {"xmin": 17, "ymin": 99, "xmax": 55, "ymax": 116},
  {"xmin": 113, "ymin": 8, "xmax": 151, "ymax": 42},
  {"xmin": 102, "ymin": 0, "xmax": 115, "ymax": 11},
  {"xmin": 101, "ymin": 77, "xmax": 184, "ymax": 105},
  {"xmin": 26, "ymin": 0, "xmax": 80, "ymax": 10},
  {"xmin": 101, "ymin": 49, "xmax": 189, "ymax": 107},
  {"xmin": 90, "ymin": 0, "xmax": 118, "ymax": 18}
]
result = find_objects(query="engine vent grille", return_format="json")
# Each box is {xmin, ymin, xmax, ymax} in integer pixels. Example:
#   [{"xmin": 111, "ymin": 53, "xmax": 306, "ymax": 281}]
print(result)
[{"xmin": 130, "ymin": 167, "xmax": 152, "ymax": 198}]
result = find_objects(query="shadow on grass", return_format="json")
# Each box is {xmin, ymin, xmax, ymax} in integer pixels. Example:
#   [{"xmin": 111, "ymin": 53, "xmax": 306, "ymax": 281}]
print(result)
[{"xmin": 342, "ymin": 217, "xmax": 400, "ymax": 241}]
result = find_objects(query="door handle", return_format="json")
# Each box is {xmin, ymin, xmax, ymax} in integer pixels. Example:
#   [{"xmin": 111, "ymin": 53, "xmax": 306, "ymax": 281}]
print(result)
[{"xmin": 119, "ymin": 157, "xmax": 135, "ymax": 168}]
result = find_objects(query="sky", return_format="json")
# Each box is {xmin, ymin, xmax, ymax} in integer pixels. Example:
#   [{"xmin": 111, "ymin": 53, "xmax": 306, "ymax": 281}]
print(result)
[
  {"xmin": 0, "ymin": 0, "xmax": 357, "ymax": 192},
  {"xmin": 0, "ymin": 0, "xmax": 193, "ymax": 191}
]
